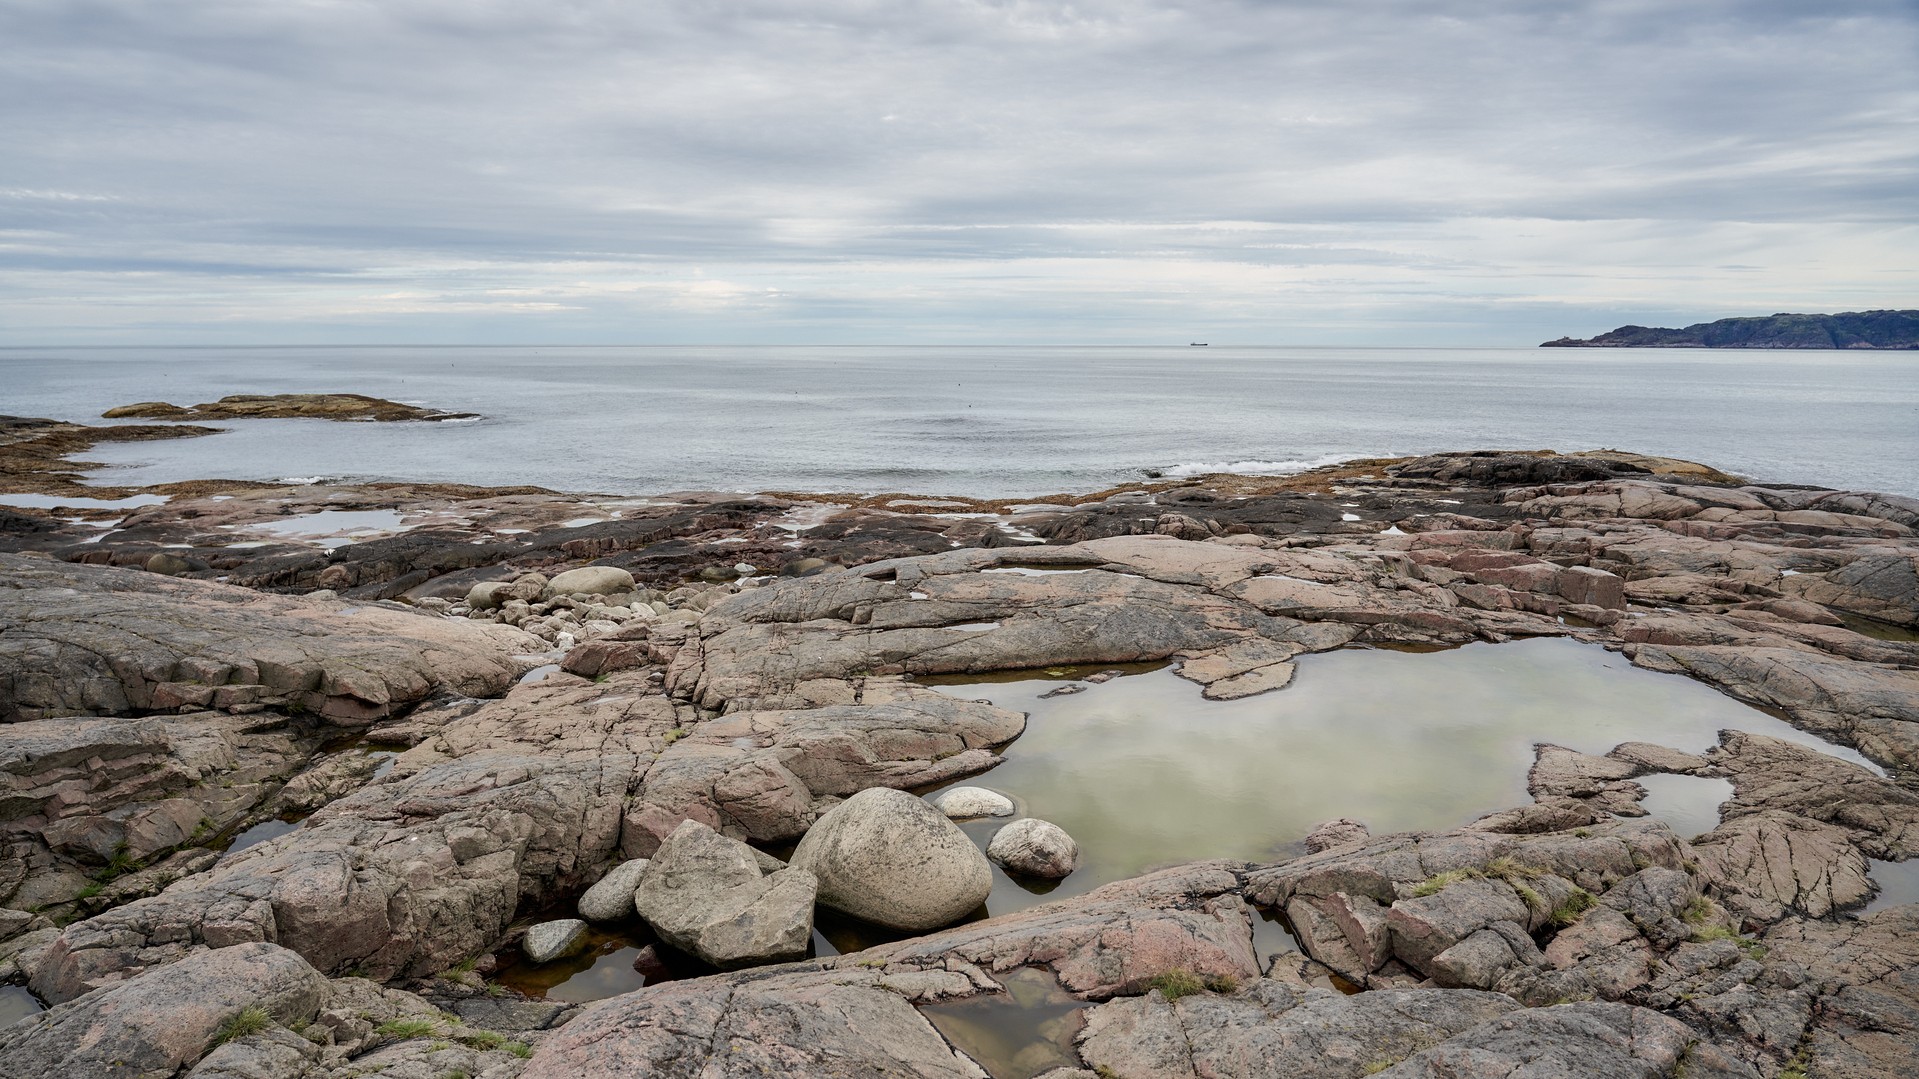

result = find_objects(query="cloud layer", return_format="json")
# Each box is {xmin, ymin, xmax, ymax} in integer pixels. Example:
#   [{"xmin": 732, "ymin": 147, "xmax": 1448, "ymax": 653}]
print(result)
[{"xmin": 3, "ymin": 0, "xmax": 1914, "ymax": 344}]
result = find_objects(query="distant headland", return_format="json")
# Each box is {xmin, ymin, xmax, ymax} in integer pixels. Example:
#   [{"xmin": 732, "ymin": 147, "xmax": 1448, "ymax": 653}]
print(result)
[{"xmin": 1542, "ymin": 308, "xmax": 1919, "ymax": 349}]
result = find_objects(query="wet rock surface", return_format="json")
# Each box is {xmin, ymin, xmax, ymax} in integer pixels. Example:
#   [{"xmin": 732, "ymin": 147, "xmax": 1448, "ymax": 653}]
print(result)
[{"xmin": 4, "ymin": 445, "xmax": 1919, "ymax": 1076}]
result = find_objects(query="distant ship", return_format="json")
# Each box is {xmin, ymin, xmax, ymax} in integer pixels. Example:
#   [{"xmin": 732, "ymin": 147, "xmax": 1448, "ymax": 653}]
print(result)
[{"xmin": 1189, "ymin": 342, "xmax": 1208, "ymax": 346}]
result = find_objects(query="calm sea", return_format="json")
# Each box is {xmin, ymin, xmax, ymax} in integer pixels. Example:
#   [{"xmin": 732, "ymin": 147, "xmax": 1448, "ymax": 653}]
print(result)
[{"xmin": 3, "ymin": 345, "xmax": 1915, "ymax": 498}]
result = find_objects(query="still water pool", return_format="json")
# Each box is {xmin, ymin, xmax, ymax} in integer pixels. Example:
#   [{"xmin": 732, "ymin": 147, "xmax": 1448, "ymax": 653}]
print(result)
[{"xmin": 500, "ymin": 637, "xmax": 1868, "ymax": 1001}]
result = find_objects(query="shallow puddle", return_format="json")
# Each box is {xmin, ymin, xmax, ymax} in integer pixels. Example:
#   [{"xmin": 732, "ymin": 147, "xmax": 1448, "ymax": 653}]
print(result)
[
  {"xmin": 0, "ymin": 985, "xmax": 44, "ymax": 1027},
  {"xmin": 1838, "ymin": 611, "xmax": 1919, "ymax": 643},
  {"xmin": 1859, "ymin": 858, "xmax": 1919, "ymax": 917},
  {"xmin": 0, "ymin": 492, "xmax": 168, "ymax": 510},
  {"xmin": 1635, "ymin": 774, "xmax": 1734, "ymax": 840},
  {"xmin": 223, "ymin": 817, "xmax": 302, "ymax": 856},
  {"xmin": 492, "ymin": 924, "xmax": 705, "ymax": 1002},
  {"xmin": 255, "ymin": 508, "xmax": 411, "ymax": 543},
  {"xmin": 919, "ymin": 967, "xmax": 1085, "ymax": 1079},
  {"xmin": 922, "ymin": 638, "xmax": 1872, "ymax": 912}
]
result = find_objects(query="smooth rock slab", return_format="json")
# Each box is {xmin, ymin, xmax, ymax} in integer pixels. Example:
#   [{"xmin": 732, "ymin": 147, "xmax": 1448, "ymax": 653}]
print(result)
[
  {"xmin": 792, "ymin": 786, "xmax": 991, "ymax": 931},
  {"xmin": 632, "ymin": 820, "xmax": 815, "ymax": 969},
  {"xmin": 0, "ymin": 941, "xmax": 327, "ymax": 1079},
  {"xmin": 523, "ymin": 919, "xmax": 589, "ymax": 963},
  {"xmin": 932, "ymin": 786, "xmax": 1015, "ymax": 819},
  {"xmin": 576, "ymin": 858, "xmax": 650, "ymax": 922},
  {"xmin": 987, "ymin": 817, "xmax": 1080, "ymax": 879}
]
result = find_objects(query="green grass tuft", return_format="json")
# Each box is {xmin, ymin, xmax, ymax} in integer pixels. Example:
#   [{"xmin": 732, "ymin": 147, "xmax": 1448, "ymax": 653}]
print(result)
[
  {"xmin": 1548, "ymin": 889, "xmax": 1597, "ymax": 927},
  {"xmin": 375, "ymin": 1017, "xmax": 441, "ymax": 1039},
  {"xmin": 1146, "ymin": 970, "xmax": 1207, "ymax": 1001},
  {"xmin": 213, "ymin": 1007, "xmax": 273, "ymax": 1046}
]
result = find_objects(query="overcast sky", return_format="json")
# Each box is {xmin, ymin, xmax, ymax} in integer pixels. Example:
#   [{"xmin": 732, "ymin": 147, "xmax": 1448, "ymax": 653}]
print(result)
[{"xmin": 2, "ymin": 0, "xmax": 1914, "ymax": 345}]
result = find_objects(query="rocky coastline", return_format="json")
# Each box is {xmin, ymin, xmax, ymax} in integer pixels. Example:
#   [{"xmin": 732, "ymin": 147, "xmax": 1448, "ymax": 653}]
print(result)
[{"xmin": 3, "ymin": 403, "xmax": 1918, "ymax": 1078}]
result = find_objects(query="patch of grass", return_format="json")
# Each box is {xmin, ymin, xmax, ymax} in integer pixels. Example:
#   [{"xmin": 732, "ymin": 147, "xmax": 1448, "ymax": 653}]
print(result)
[
  {"xmin": 662, "ymin": 728, "xmax": 688, "ymax": 743},
  {"xmin": 458, "ymin": 1029, "xmax": 506, "ymax": 1050},
  {"xmin": 1146, "ymin": 970, "xmax": 1206, "ymax": 1001},
  {"xmin": 1681, "ymin": 895, "xmax": 1719, "ymax": 926},
  {"xmin": 1548, "ymin": 889, "xmax": 1597, "ymax": 927},
  {"xmin": 213, "ymin": 1006, "xmax": 273, "ymax": 1046},
  {"xmin": 1144, "ymin": 969, "xmax": 1237, "ymax": 1002},
  {"xmin": 483, "ymin": 982, "xmax": 507, "ymax": 998},
  {"xmin": 1410, "ymin": 869, "xmax": 1477, "ymax": 897},
  {"xmin": 375, "ymin": 1017, "xmax": 441, "ymax": 1039},
  {"xmin": 75, "ymin": 882, "xmax": 103, "ymax": 900},
  {"xmin": 504, "ymin": 1041, "xmax": 533, "ymax": 1059},
  {"xmin": 1573, "ymin": 828, "xmax": 1593, "ymax": 838},
  {"xmin": 1363, "ymin": 1062, "xmax": 1398, "ymax": 1076}
]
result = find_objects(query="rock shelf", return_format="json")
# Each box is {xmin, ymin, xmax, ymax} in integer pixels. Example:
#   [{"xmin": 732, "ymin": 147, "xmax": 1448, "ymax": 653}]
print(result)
[{"xmin": 1, "ymin": 444, "xmax": 1916, "ymax": 1077}]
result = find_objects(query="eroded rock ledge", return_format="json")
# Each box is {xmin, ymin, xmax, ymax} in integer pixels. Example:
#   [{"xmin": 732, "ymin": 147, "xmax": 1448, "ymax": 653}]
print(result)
[{"xmin": 1, "ymin": 446, "xmax": 1916, "ymax": 1078}]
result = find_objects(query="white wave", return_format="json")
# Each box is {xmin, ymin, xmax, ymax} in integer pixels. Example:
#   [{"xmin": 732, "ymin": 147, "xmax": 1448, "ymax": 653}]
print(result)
[{"xmin": 1156, "ymin": 453, "xmax": 1378, "ymax": 479}]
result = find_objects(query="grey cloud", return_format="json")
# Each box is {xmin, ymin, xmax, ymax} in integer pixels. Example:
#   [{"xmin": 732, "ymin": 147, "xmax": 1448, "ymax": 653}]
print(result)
[{"xmin": 1, "ymin": 0, "xmax": 1913, "ymax": 343}]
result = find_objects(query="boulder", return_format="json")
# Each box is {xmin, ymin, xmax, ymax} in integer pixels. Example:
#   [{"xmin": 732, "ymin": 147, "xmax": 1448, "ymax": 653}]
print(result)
[
  {"xmin": 544, "ymin": 565, "xmax": 636, "ymax": 600},
  {"xmin": 930, "ymin": 786, "xmax": 1015, "ymax": 819},
  {"xmin": 986, "ymin": 817, "xmax": 1080, "ymax": 879},
  {"xmin": 1303, "ymin": 818, "xmax": 1371, "ymax": 852},
  {"xmin": 790, "ymin": 787, "xmax": 991, "ymax": 931},
  {"xmin": 522, "ymin": 918, "xmax": 589, "ymax": 963},
  {"xmin": 632, "ymin": 820, "xmax": 815, "ymax": 969},
  {"xmin": 577, "ymin": 858, "xmax": 650, "ymax": 922}
]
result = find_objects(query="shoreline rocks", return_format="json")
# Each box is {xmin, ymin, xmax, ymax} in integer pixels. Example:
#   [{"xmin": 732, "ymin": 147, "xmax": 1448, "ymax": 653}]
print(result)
[{"xmin": 3, "ymin": 442, "xmax": 1918, "ymax": 1077}]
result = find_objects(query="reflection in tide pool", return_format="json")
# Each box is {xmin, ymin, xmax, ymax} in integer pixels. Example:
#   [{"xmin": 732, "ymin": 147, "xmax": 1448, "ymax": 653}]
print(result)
[
  {"xmin": 493, "ymin": 925, "xmax": 706, "ymax": 1002},
  {"xmin": 923, "ymin": 638, "xmax": 1869, "ymax": 914},
  {"xmin": 1635, "ymin": 774, "xmax": 1734, "ymax": 840},
  {"xmin": 920, "ymin": 967, "xmax": 1085, "ymax": 1079},
  {"xmin": 1, "ymin": 984, "xmax": 44, "ymax": 1027},
  {"xmin": 1859, "ymin": 859, "xmax": 1919, "ymax": 917}
]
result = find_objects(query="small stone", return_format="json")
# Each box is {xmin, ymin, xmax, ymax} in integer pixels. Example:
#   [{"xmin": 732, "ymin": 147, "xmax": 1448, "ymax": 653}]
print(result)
[
  {"xmin": 931, "ymin": 787, "xmax": 1016, "ymax": 819},
  {"xmin": 522, "ymin": 919, "xmax": 589, "ymax": 964},
  {"xmin": 987, "ymin": 818, "xmax": 1080, "ymax": 880},
  {"xmin": 577, "ymin": 859, "xmax": 650, "ymax": 922},
  {"xmin": 304, "ymin": 588, "xmax": 337, "ymax": 600},
  {"xmin": 733, "ymin": 562, "xmax": 757, "ymax": 576}
]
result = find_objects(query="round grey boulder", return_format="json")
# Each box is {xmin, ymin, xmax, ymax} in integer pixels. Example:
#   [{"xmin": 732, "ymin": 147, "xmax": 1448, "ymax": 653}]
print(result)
[
  {"xmin": 466, "ymin": 581, "xmax": 513, "ymax": 610},
  {"xmin": 543, "ymin": 566, "xmax": 635, "ymax": 600},
  {"xmin": 791, "ymin": 787, "xmax": 991, "ymax": 931},
  {"xmin": 986, "ymin": 818, "xmax": 1079, "ymax": 880},
  {"xmin": 577, "ymin": 858, "xmax": 650, "ymax": 922},
  {"xmin": 521, "ymin": 919, "xmax": 589, "ymax": 963},
  {"xmin": 931, "ymin": 786, "xmax": 1015, "ymax": 819}
]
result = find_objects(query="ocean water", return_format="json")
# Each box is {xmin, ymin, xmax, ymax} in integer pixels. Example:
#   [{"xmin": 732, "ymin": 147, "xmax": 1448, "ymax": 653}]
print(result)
[{"xmin": 3, "ymin": 345, "xmax": 1915, "ymax": 498}]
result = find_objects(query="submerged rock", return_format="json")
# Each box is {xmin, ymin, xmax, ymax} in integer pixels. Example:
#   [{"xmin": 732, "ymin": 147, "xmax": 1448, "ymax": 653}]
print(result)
[
  {"xmin": 791, "ymin": 787, "xmax": 991, "ymax": 931},
  {"xmin": 931, "ymin": 786, "xmax": 1016, "ymax": 819},
  {"xmin": 987, "ymin": 817, "xmax": 1080, "ymax": 880}
]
